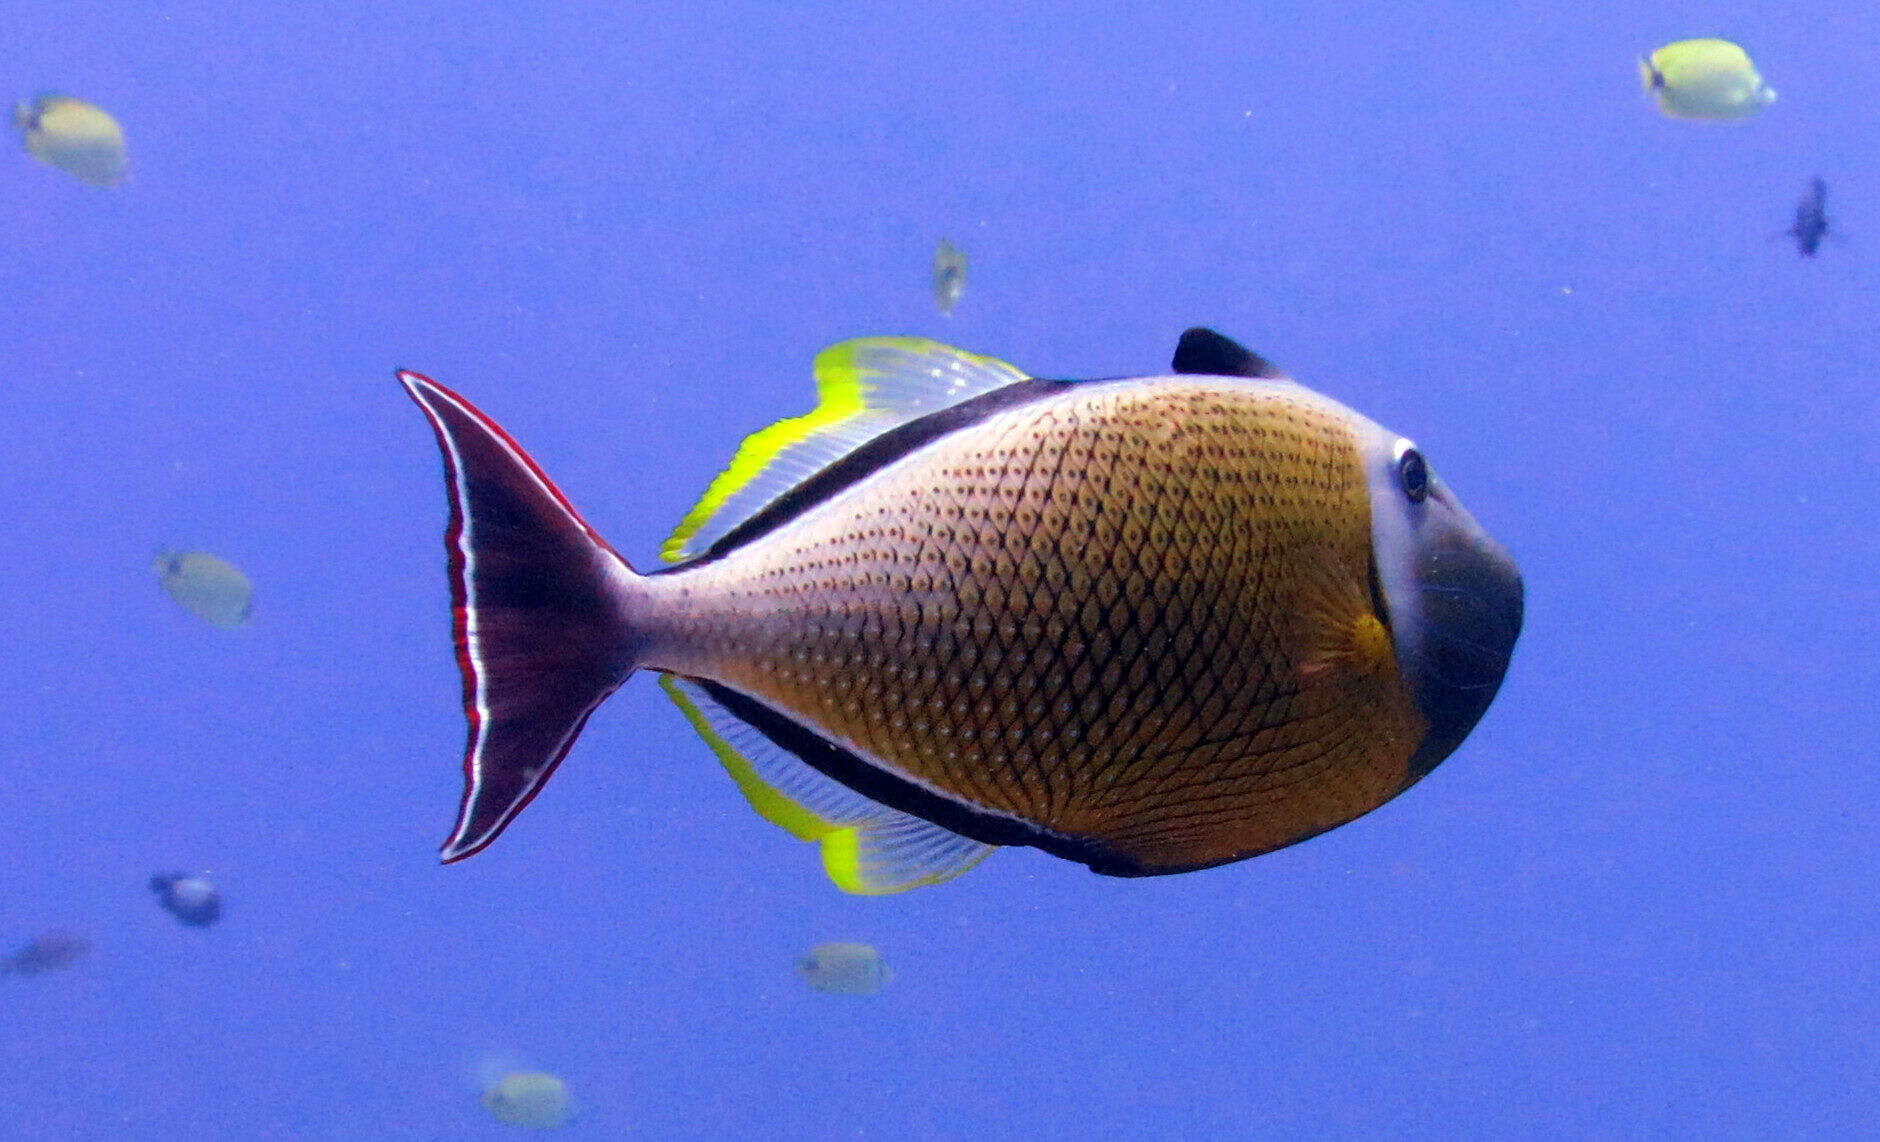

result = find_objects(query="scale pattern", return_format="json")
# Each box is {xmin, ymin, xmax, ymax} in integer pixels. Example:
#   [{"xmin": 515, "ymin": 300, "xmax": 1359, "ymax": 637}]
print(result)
[{"xmin": 653, "ymin": 379, "xmax": 1429, "ymax": 872}]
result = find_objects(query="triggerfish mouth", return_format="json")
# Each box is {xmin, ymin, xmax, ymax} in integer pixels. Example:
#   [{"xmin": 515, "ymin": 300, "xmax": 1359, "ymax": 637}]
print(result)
[{"xmin": 401, "ymin": 329, "xmax": 1522, "ymax": 893}]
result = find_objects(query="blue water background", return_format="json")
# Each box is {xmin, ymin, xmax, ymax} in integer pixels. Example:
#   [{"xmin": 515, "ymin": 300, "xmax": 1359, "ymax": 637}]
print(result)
[{"xmin": 5, "ymin": 2, "xmax": 1877, "ymax": 1137}]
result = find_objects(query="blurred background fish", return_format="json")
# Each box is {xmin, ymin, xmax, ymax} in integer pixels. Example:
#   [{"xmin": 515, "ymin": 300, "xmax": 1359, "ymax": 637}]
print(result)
[
  {"xmin": 1789, "ymin": 177, "xmax": 1830, "ymax": 256},
  {"xmin": 932, "ymin": 237, "xmax": 967, "ymax": 316},
  {"xmin": 797, "ymin": 942, "xmax": 890, "ymax": 995},
  {"xmin": 1639, "ymin": 39, "xmax": 1776, "ymax": 119},
  {"xmin": 149, "ymin": 873, "xmax": 223, "ymax": 927},
  {"xmin": 13, "ymin": 94, "xmax": 125, "ymax": 185},
  {"xmin": 155, "ymin": 550, "xmax": 253, "ymax": 628},
  {"xmin": 1, "ymin": 930, "xmax": 91, "ymax": 976},
  {"xmin": 481, "ymin": 1071, "xmax": 574, "ymax": 1130}
]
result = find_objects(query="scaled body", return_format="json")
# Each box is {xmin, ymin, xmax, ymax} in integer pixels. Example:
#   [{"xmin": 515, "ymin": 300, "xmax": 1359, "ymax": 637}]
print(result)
[{"xmin": 647, "ymin": 379, "xmax": 1421, "ymax": 873}]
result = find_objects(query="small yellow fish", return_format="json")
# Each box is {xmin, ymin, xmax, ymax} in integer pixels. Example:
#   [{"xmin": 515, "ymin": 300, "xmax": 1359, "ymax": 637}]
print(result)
[
  {"xmin": 1639, "ymin": 39, "xmax": 1776, "ymax": 120},
  {"xmin": 401, "ymin": 328, "xmax": 1522, "ymax": 892},
  {"xmin": 14, "ymin": 94, "xmax": 126, "ymax": 185}
]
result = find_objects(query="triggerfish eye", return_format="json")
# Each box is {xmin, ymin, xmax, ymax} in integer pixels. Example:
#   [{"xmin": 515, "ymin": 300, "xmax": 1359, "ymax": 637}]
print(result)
[{"xmin": 1398, "ymin": 447, "xmax": 1430, "ymax": 502}]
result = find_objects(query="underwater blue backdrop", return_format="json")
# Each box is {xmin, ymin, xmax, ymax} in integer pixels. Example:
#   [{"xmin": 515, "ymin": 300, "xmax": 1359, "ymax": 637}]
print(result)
[{"xmin": 5, "ymin": 1, "xmax": 1876, "ymax": 1137}]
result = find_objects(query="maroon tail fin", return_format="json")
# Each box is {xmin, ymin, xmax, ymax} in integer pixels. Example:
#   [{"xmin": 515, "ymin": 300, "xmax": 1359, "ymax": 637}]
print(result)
[{"xmin": 400, "ymin": 371, "xmax": 644, "ymax": 862}]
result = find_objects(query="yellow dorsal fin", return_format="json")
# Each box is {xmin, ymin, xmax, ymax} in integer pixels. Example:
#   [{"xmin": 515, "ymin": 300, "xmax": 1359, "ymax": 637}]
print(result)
[
  {"xmin": 660, "ymin": 337, "xmax": 1029, "ymax": 562},
  {"xmin": 660, "ymin": 676, "xmax": 996, "ymax": 894}
]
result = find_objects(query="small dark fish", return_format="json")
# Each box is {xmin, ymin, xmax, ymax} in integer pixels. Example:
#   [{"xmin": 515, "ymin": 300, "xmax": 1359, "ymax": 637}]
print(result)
[
  {"xmin": 1789, "ymin": 177, "xmax": 1829, "ymax": 257},
  {"xmin": 2, "ymin": 930, "xmax": 91, "ymax": 975},
  {"xmin": 149, "ymin": 873, "xmax": 222, "ymax": 926},
  {"xmin": 932, "ymin": 238, "xmax": 967, "ymax": 316}
]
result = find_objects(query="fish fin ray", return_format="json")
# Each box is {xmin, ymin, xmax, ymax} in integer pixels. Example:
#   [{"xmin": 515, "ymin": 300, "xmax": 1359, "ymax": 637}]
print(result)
[
  {"xmin": 660, "ymin": 338, "xmax": 1029, "ymax": 562},
  {"xmin": 1172, "ymin": 327, "xmax": 1288, "ymax": 379},
  {"xmin": 401, "ymin": 371, "xmax": 644, "ymax": 863},
  {"xmin": 659, "ymin": 675, "xmax": 995, "ymax": 893}
]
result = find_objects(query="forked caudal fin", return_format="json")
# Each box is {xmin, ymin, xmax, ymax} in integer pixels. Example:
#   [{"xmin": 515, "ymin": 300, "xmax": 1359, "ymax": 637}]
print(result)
[{"xmin": 400, "ymin": 371, "xmax": 643, "ymax": 862}]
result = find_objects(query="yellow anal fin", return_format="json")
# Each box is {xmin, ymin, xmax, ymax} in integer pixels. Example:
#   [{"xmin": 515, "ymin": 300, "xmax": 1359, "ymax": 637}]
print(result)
[
  {"xmin": 660, "ymin": 675, "xmax": 995, "ymax": 894},
  {"xmin": 660, "ymin": 337, "xmax": 1029, "ymax": 563}
]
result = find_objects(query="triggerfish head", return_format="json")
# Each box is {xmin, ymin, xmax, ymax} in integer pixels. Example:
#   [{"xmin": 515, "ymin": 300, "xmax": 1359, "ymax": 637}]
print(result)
[{"xmin": 401, "ymin": 329, "xmax": 1522, "ymax": 893}]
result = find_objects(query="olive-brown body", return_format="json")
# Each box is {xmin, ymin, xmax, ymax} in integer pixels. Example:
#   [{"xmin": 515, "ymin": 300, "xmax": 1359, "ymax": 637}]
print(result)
[{"xmin": 646, "ymin": 379, "xmax": 1426, "ymax": 873}]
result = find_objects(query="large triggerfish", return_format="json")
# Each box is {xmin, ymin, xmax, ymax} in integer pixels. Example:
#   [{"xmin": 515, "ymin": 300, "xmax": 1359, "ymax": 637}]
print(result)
[{"xmin": 401, "ymin": 329, "xmax": 1522, "ymax": 892}]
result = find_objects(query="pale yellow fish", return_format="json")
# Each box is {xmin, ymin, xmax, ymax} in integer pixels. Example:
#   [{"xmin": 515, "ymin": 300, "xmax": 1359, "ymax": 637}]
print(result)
[
  {"xmin": 15, "ymin": 94, "xmax": 126, "ymax": 185},
  {"xmin": 155, "ymin": 550, "xmax": 252, "ymax": 628},
  {"xmin": 482, "ymin": 1072, "xmax": 573, "ymax": 1130},
  {"xmin": 1639, "ymin": 39, "xmax": 1776, "ymax": 120}
]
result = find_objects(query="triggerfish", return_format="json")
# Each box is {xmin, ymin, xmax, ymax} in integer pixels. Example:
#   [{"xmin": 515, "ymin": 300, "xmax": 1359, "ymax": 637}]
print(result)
[{"xmin": 401, "ymin": 329, "xmax": 1522, "ymax": 893}]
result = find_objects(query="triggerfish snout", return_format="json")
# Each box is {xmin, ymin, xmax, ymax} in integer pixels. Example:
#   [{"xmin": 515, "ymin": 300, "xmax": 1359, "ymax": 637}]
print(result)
[
  {"xmin": 1354, "ymin": 432, "xmax": 1523, "ymax": 780},
  {"xmin": 402, "ymin": 327, "xmax": 1521, "ymax": 892}
]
